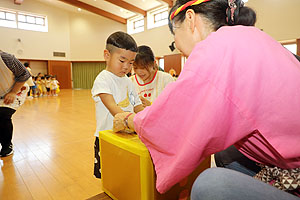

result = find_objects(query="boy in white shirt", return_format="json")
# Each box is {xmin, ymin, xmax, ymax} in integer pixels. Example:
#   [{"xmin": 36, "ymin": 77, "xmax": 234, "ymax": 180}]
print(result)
[{"xmin": 91, "ymin": 31, "xmax": 144, "ymax": 178}]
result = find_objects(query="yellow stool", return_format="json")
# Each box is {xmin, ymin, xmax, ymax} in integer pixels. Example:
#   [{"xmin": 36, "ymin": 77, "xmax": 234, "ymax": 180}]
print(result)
[{"xmin": 99, "ymin": 130, "xmax": 210, "ymax": 200}]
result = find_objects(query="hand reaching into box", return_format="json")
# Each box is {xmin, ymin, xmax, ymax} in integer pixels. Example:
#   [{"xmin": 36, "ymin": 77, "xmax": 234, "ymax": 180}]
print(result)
[{"xmin": 113, "ymin": 112, "xmax": 136, "ymax": 133}]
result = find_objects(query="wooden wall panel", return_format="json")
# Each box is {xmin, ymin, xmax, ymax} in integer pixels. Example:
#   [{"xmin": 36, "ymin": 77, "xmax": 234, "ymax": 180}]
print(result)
[
  {"xmin": 163, "ymin": 54, "xmax": 182, "ymax": 76},
  {"xmin": 48, "ymin": 61, "xmax": 72, "ymax": 89},
  {"xmin": 297, "ymin": 38, "xmax": 300, "ymax": 56}
]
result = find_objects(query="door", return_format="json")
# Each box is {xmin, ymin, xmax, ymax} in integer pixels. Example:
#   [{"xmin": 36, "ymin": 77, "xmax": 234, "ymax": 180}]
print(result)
[{"xmin": 48, "ymin": 61, "xmax": 72, "ymax": 89}]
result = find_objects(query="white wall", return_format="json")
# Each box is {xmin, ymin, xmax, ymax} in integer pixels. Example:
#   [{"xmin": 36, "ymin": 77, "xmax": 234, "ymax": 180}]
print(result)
[
  {"xmin": 0, "ymin": 0, "xmax": 71, "ymax": 60},
  {"xmin": 246, "ymin": 0, "xmax": 300, "ymax": 41},
  {"xmin": 29, "ymin": 61, "xmax": 48, "ymax": 76},
  {"xmin": 131, "ymin": 25, "xmax": 180, "ymax": 57},
  {"xmin": 69, "ymin": 12, "xmax": 126, "ymax": 61}
]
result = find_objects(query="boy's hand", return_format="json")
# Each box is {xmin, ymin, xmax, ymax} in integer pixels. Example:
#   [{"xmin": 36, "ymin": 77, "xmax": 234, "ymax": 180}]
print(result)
[
  {"xmin": 113, "ymin": 112, "xmax": 130, "ymax": 132},
  {"xmin": 140, "ymin": 96, "xmax": 151, "ymax": 107}
]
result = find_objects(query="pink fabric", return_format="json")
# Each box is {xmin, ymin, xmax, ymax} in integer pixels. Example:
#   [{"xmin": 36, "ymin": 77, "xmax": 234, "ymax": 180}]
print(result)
[{"xmin": 134, "ymin": 26, "xmax": 300, "ymax": 193}]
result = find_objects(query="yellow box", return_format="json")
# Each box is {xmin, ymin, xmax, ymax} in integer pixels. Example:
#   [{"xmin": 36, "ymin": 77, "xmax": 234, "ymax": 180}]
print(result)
[{"xmin": 99, "ymin": 130, "xmax": 210, "ymax": 200}]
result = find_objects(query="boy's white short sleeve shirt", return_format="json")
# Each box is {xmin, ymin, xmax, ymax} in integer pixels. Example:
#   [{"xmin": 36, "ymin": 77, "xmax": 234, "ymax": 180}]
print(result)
[{"xmin": 91, "ymin": 70, "xmax": 142, "ymax": 136}]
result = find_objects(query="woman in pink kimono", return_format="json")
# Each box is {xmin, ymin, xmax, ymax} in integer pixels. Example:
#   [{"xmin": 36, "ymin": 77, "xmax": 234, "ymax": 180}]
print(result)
[{"xmin": 113, "ymin": 0, "xmax": 300, "ymax": 199}]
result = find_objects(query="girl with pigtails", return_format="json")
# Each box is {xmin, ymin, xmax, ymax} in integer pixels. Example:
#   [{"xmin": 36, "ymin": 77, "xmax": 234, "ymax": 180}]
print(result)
[{"xmin": 113, "ymin": 0, "xmax": 300, "ymax": 199}]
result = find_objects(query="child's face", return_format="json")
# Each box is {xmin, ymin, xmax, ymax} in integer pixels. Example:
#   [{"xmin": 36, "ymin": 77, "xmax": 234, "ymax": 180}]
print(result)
[
  {"xmin": 104, "ymin": 48, "xmax": 136, "ymax": 77},
  {"xmin": 133, "ymin": 64, "xmax": 156, "ymax": 82}
]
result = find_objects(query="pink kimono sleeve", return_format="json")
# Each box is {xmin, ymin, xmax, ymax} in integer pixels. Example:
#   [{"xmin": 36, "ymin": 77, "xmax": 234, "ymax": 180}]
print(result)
[{"xmin": 133, "ymin": 69, "xmax": 254, "ymax": 193}]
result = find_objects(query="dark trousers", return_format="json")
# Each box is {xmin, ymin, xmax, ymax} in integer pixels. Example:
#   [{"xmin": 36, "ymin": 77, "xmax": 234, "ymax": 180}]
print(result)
[
  {"xmin": 0, "ymin": 107, "xmax": 16, "ymax": 148},
  {"xmin": 94, "ymin": 137, "xmax": 101, "ymax": 179},
  {"xmin": 215, "ymin": 145, "xmax": 261, "ymax": 176}
]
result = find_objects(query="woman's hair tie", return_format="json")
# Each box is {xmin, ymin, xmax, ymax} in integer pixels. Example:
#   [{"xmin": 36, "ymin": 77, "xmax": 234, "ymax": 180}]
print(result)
[{"xmin": 226, "ymin": 0, "xmax": 244, "ymax": 25}]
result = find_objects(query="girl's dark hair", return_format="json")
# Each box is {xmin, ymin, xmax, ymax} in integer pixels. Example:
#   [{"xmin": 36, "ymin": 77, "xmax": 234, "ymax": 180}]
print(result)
[
  {"xmin": 168, "ymin": 0, "xmax": 256, "ymax": 34},
  {"xmin": 106, "ymin": 31, "xmax": 138, "ymax": 52},
  {"xmin": 133, "ymin": 45, "xmax": 156, "ymax": 70},
  {"xmin": 24, "ymin": 62, "xmax": 29, "ymax": 67}
]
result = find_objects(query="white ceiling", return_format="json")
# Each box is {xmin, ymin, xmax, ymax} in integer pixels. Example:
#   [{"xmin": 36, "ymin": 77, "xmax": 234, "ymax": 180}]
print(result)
[{"xmin": 37, "ymin": 0, "xmax": 168, "ymax": 19}]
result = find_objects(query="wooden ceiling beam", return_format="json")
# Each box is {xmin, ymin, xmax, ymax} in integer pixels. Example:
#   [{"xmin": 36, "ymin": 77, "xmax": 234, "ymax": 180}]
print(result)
[
  {"xmin": 58, "ymin": 0, "xmax": 126, "ymax": 24},
  {"xmin": 160, "ymin": 0, "xmax": 173, "ymax": 7},
  {"xmin": 14, "ymin": 0, "xmax": 24, "ymax": 5},
  {"xmin": 104, "ymin": 0, "xmax": 146, "ymax": 16}
]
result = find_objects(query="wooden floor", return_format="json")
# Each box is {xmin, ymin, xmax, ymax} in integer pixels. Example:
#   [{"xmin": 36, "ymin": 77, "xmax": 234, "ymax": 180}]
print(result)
[{"xmin": 0, "ymin": 89, "xmax": 104, "ymax": 200}]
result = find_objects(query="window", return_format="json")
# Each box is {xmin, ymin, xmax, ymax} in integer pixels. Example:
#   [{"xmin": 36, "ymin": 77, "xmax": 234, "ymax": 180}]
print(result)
[
  {"xmin": 284, "ymin": 44, "xmax": 297, "ymax": 55},
  {"xmin": 0, "ymin": 7, "xmax": 48, "ymax": 32},
  {"xmin": 0, "ymin": 11, "xmax": 5, "ymax": 19},
  {"xmin": 158, "ymin": 58, "xmax": 164, "ymax": 70},
  {"xmin": 134, "ymin": 19, "xmax": 144, "ymax": 29},
  {"xmin": 154, "ymin": 10, "xmax": 168, "ymax": 23},
  {"xmin": 17, "ymin": 12, "xmax": 47, "ymax": 32},
  {"xmin": 0, "ymin": 9, "xmax": 17, "ymax": 28},
  {"xmin": 36, "ymin": 17, "xmax": 45, "ymax": 25},
  {"xmin": 6, "ymin": 12, "xmax": 16, "ymax": 21},
  {"xmin": 147, "ymin": 6, "xmax": 168, "ymax": 29},
  {"xmin": 127, "ymin": 16, "xmax": 144, "ymax": 34},
  {"xmin": 17, "ymin": 14, "xmax": 45, "ymax": 26}
]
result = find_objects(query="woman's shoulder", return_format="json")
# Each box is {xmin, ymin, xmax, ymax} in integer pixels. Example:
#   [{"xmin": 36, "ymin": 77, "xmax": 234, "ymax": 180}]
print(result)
[
  {"xmin": 211, "ymin": 26, "xmax": 272, "ymax": 47},
  {"xmin": 191, "ymin": 26, "xmax": 276, "ymax": 65}
]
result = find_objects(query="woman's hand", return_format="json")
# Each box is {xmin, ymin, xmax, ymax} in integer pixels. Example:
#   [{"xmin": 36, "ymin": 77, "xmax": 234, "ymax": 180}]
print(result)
[
  {"xmin": 3, "ymin": 92, "xmax": 17, "ymax": 104},
  {"xmin": 140, "ymin": 96, "xmax": 151, "ymax": 107},
  {"xmin": 113, "ymin": 112, "xmax": 130, "ymax": 132}
]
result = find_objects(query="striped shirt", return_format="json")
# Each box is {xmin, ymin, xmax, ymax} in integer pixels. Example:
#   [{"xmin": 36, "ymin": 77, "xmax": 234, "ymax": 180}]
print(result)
[{"xmin": 0, "ymin": 51, "xmax": 30, "ymax": 82}]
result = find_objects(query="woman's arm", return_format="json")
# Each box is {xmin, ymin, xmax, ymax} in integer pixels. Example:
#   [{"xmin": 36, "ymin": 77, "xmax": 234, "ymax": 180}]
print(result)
[
  {"xmin": 113, "ymin": 104, "xmax": 142, "ymax": 132},
  {"xmin": 4, "ymin": 81, "xmax": 27, "ymax": 104},
  {"xmin": 113, "ymin": 112, "xmax": 136, "ymax": 132},
  {"xmin": 1, "ymin": 52, "xmax": 31, "ymax": 82},
  {"xmin": 132, "ymin": 69, "xmax": 254, "ymax": 193}
]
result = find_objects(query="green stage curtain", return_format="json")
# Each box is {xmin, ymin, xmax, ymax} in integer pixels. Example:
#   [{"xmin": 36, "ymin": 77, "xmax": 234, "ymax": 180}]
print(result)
[{"xmin": 72, "ymin": 62, "xmax": 106, "ymax": 89}]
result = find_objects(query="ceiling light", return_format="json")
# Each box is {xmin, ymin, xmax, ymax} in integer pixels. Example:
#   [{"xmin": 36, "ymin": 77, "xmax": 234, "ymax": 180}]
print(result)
[{"xmin": 78, "ymin": 8, "xmax": 81, "ymax": 11}]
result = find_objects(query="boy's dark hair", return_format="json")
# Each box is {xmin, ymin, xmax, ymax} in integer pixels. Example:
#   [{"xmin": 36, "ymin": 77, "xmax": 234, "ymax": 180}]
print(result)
[
  {"xmin": 106, "ymin": 31, "xmax": 138, "ymax": 53},
  {"xmin": 169, "ymin": 0, "xmax": 256, "ymax": 34},
  {"xmin": 24, "ymin": 62, "xmax": 29, "ymax": 67},
  {"xmin": 134, "ymin": 45, "xmax": 156, "ymax": 70}
]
